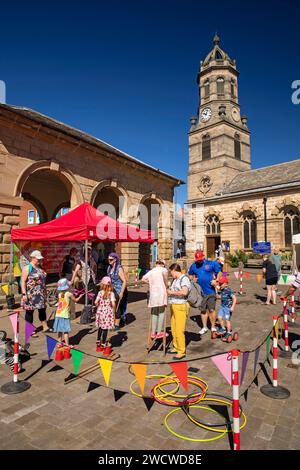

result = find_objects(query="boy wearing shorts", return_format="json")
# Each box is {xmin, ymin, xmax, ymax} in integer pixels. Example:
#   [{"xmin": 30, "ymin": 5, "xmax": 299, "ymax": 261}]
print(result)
[{"xmin": 217, "ymin": 276, "xmax": 237, "ymax": 341}]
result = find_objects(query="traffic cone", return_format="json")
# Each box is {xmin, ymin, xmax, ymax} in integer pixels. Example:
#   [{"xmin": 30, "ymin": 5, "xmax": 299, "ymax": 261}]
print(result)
[
  {"xmin": 55, "ymin": 347, "xmax": 64, "ymax": 361},
  {"xmin": 103, "ymin": 344, "xmax": 112, "ymax": 356},
  {"xmin": 64, "ymin": 347, "xmax": 71, "ymax": 359}
]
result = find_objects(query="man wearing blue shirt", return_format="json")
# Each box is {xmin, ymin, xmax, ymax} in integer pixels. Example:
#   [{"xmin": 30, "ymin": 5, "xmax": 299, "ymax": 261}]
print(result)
[{"xmin": 189, "ymin": 251, "xmax": 221, "ymax": 336}]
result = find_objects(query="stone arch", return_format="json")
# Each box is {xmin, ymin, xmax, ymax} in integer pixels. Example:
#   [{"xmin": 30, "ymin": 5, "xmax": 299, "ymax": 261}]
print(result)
[
  {"xmin": 232, "ymin": 202, "xmax": 261, "ymax": 220},
  {"xmin": 90, "ymin": 179, "xmax": 130, "ymax": 222},
  {"xmin": 138, "ymin": 193, "xmax": 163, "ymax": 274},
  {"xmin": 272, "ymin": 197, "xmax": 300, "ymax": 216},
  {"xmin": 204, "ymin": 207, "xmax": 224, "ymax": 222}
]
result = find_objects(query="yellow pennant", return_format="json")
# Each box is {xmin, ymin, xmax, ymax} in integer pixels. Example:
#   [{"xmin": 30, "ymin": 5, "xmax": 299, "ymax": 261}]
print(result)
[
  {"xmin": 131, "ymin": 363, "xmax": 147, "ymax": 395},
  {"xmin": 14, "ymin": 264, "xmax": 21, "ymax": 277},
  {"xmin": 98, "ymin": 358, "xmax": 113, "ymax": 386},
  {"xmin": 274, "ymin": 321, "xmax": 279, "ymax": 339},
  {"xmin": 256, "ymin": 274, "xmax": 262, "ymax": 283},
  {"xmin": 1, "ymin": 284, "xmax": 9, "ymax": 295}
]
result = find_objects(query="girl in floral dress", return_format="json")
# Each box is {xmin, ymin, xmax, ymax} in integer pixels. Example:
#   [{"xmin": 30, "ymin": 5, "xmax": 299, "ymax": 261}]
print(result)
[{"xmin": 95, "ymin": 276, "xmax": 116, "ymax": 351}]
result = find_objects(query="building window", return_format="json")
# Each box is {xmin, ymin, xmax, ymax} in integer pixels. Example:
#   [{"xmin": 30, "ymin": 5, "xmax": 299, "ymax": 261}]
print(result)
[
  {"xmin": 217, "ymin": 77, "xmax": 224, "ymax": 95},
  {"xmin": 28, "ymin": 210, "xmax": 35, "ymax": 225},
  {"xmin": 234, "ymin": 133, "xmax": 241, "ymax": 160},
  {"xmin": 202, "ymin": 134, "xmax": 211, "ymax": 160},
  {"xmin": 204, "ymin": 79, "xmax": 210, "ymax": 98},
  {"xmin": 231, "ymin": 79, "xmax": 235, "ymax": 97},
  {"xmin": 215, "ymin": 50, "xmax": 223, "ymax": 60},
  {"xmin": 243, "ymin": 212, "xmax": 257, "ymax": 249},
  {"xmin": 284, "ymin": 207, "xmax": 300, "ymax": 247},
  {"xmin": 206, "ymin": 215, "xmax": 220, "ymax": 235}
]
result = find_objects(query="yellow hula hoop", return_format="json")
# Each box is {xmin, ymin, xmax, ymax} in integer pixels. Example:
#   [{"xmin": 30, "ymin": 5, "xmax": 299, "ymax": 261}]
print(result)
[
  {"xmin": 129, "ymin": 374, "xmax": 180, "ymax": 398},
  {"xmin": 164, "ymin": 406, "xmax": 227, "ymax": 442},
  {"xmin": 155, "ymin": 375, "xmax": 208, "ymax": 399},
  {"xmin": 184, "ymin": 398, "xmax": 247, "ymax": 433}
]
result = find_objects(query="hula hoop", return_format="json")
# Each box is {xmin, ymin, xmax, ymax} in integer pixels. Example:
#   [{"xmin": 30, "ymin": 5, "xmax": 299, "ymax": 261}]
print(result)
[
  {"xmin": 129, "ymin": 374, "xmax": 180, "ymax": 398},
  {"xmin": 164, "ymin": 406, "xmax": 227, "ymax": 442},
  {"xmin": 183, "ymin": 398, "xmax": 247, "ymax": 433},
  {"xmin": 151, "ymin": 375, "xmax": 208, "ymax": 406}
]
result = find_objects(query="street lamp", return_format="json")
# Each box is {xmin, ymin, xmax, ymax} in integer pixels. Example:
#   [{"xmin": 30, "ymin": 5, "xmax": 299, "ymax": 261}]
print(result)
[{"xmin": 263, "ymin": 196, "xmax": 267, "ymax": 242}]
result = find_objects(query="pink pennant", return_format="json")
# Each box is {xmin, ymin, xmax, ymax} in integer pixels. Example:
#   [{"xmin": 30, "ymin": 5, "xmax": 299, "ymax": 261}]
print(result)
[
  {"xmin": 9, "ymin": 313, "xmax": 18, "ymax": 336},
  {"xmin": 211, "ymin": 353, "xmax": 232, "ymax": 384},
  {"xmin": 234, "ymin": 272, "xmax": 239, "ymax": 280},
  {"xmin": 25, "ymin": 321, "xmax": 36, "ymax": 344}
]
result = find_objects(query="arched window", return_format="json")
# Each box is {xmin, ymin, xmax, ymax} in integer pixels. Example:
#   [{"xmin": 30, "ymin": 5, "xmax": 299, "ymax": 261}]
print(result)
[
  {"xmin": 206, "ymin": 215, "xmax": 221, "ymax": 235},
  {"xmin": 202, "ymin": 134, "xmax": 211, "ymax": 160},
  {"xmin": 231, "ymin": 79, "xmax": 235, "ymax": 97},
  {"xmin": 217, "ymin": 77, "xmax": 224, "ymax": 95},
  {"xmin": 243, "ymin": 212, "xmax": 257, "ymax": 249},
  {"xmin": 284, "ymin": 207, "xmax": 300, "ymax": 247},
  {"xmin": 234, "ymin": 133, "xmax": 241, "ymax": 160},
  {"xmin": 204, "ymin": 79, "xmax": 210, "ymax": 98}
]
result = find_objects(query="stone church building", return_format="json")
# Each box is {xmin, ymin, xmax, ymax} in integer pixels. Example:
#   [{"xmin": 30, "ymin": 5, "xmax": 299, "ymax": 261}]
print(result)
[
  {"xmin": 186, "ymin": 34, "xmax": 300, "ymax": 259},
  {"xmin": 0, "ymin": 104, "xmax": 182, "ymax": 283}
]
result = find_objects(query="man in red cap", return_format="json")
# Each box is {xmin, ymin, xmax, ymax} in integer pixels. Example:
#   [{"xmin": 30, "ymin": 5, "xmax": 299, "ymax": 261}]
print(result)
[{"xmin": 188, "ymin": 250, "xmax": 221, "ymax": 336}]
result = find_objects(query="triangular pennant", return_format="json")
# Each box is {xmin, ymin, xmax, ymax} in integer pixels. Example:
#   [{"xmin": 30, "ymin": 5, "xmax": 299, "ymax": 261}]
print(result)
[
  {"xmin": 131, "ymin": 363, "xmax": 147, "ymax": 395},
  {"xmin": 234, "ymin": 272, "xmax": 239, "ymax": 280},
  {"xmin": 71, "ymin": 349, "xmax": 83, "ymax": 375},
  {"xmin": 46, "ymin": 335, "xmax": 57, "ymax": 359},
  {"xmin": 114, "ymin": 389, "xmax": 127, "ymax": 402},
  {"xmin": 211, "ymin": 353, "xmax": 232, "ymax": 385},
  {"xmin": 282, "ymin": 275, "xmax": 288, "ymax": 284},
  {"xmin": 9, "ymin": 313, "xmax": 18, "ymax": 336},
  {"xmin": 266, "ymin": 335, "xmax": 271, "ymax": 360},
  {"xmin": 138, "ymin": 268, "xmax": 142, "ymax": 274},
  {"xmin": 245, "ymin": 272, "xmax": 250, "ymax": 279},
  {"xmin": 142, "ymin": 397, "xmax": 155, "ymax": 411},
  {"xmin": 13, "ymin": 264, "xmax": 21, "ymax": 277},
  {"xmin": 256, "ymin": 274, "xmax": 262, "ymax": 283},
  {"xmin": 25, "ymin": 320, "xmax": 36, "ymax": 344},
  {"xmin": 87, "ymin": 382, "xmax": 101, "ymax": 393},
  {"xmin": 254, "ymin": 347, "xmax": 260, "ymax": 375},
  {"xmin": 2, "ymin": 284, "xmax": 9, "ymax": 296},
  {"xmin": 240, "ymin": 352, "xmax": 250, "ymax": 385},
  {"xmin": 274, "ymin": 321, "xmax": 279, "ymax": 340},
  {"xmin": 170, "ymin": 361, "xmax": 188, "ymax": 391},
  {"xmin": 98, "ymin": 358, "xmax": 113, "ymax": 386}
]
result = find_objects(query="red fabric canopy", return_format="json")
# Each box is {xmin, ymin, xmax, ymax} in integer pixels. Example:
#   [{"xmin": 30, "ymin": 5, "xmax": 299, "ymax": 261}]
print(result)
[{"xmin": 11, "ymin": 202, "xmax": 155, "ymax": 243}]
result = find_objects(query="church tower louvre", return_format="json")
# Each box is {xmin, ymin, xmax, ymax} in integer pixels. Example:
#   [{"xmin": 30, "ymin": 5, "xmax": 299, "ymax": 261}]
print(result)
[{"xmin": 187, "ymin": 34, "xmax": 251, "ymax": 202}]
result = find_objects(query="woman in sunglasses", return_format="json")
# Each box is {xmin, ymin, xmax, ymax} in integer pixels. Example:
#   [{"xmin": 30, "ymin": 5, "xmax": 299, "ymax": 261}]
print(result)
[{"xmin": 107, "ymin": 252, "xmax": 128, "ymax": 330}]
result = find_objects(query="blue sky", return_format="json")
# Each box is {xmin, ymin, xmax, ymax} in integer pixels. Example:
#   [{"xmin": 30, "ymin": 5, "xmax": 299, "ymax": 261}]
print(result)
[{"xmin": 0, "ymin": 0, "xmax": 299, "ymax": 205}]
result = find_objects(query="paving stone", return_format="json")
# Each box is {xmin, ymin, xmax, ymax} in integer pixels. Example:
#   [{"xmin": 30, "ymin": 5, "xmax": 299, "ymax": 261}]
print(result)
[{"xmin": 256, "ymin": 423, "xmax": 275, "ymax": 441}]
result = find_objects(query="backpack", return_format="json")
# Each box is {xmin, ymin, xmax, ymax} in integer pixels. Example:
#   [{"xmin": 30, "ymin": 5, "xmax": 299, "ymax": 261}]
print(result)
[{"xmin": 180, "ymin": 275, "xmax": 203, "ymax": 308}]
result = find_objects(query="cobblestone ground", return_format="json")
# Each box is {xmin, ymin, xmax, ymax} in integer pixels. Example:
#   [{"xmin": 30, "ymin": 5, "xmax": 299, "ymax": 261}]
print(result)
[{"xmin": 0, "ymin": 268, "xmax": 299, "ymax": 450}]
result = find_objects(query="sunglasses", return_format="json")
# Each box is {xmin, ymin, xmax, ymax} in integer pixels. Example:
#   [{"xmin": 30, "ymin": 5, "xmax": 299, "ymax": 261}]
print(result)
[{"xmin": 108, "ymin": 258, "xmax": 115, "ymax": 261}]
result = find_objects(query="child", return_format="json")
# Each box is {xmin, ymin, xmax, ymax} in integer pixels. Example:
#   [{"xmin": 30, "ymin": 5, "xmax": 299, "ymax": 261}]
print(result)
[
  {"xmin": 53, "ymin": 278, "xmax": 84, "ymax": 346},
  {"xmin": 217, "ymin": 276, "xmax": 237, "ymax": 341},
  {"xmin": 95, "ymin": 276, "xmax": 116, "ymax": 352},
  {"xmin": 281, "ymin": 267, "xmax": 300, "ymax": 299}
]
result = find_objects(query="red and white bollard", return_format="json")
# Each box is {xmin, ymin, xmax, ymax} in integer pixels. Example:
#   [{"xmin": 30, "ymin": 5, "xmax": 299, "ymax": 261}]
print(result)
[
  {"xmin": 283, "ymin": 300, "xmax": 289, "ymax": 352},
  {"xmin": 291, "ymin": 294, "xmax": 295, "ymax": 323},
  {"xmin": 1, "ymin": 311, "xmax": 31, "ymax": 394},
  {"xmin": 272, "ymin": 315, "xmax": 278, "ymax": 387},
  {"xmin": 231, "ymin": 349, "xmax": 240, "ymax": 451},
  {"xmin": 135, "ymin": 266, "xmax": 138, "ymax": 287},
  {"xmin": 239, "ymin": 269, "xmax": 243, "ymax": 295}
]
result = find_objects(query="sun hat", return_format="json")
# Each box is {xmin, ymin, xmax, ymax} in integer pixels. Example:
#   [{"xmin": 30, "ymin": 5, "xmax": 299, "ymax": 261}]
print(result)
[
  {"xmin": 218, "ymin": 276, "xmax": 229, "ymax": 285},
  {"xmin": 100, "ymin": 276, "xmax": 112, "ymax": 286},
  {"xmin": 30, "ymin": 249, "xmax": 44, "ymax": 260},
  {"xmin": 195, "ymin": 251, "xmax": 205, "ymax": 261},
  {"xmin": 57, "ymin": 278, "xmax": 70, "ymax": 291}
]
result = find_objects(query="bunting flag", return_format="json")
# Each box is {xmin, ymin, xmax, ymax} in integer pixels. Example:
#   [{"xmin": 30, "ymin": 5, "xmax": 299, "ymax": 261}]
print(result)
[
  {"xmin": 265, "ymin": 335, "xmax": 271, "ymax": 360},
  {"xmin": 25, "ymin": 321, "xmax": 36, "ymax": 344},
  {"xmin": 13, "ymin": 243, "xmax": 21, "ymax": 277},
  {"xmin": 245, "ymin": 272, "xmax": 250, "ymax": 279},
  {"xmin": 211, "ymin": 353, "xmax": 232, "ymax": 385},
  {"xmin": 254, "ymin": 347, "xmax": 260, "ymax": 375},
  {"xmin": 87, "ymin": 382, "xmax": 101, "ymax": 393},
  {"xmin": 274, "ymin": 320, "xmax": 279, "ymax": 340},
  {"xmin": 46, "ymin": 336, "xmax": 57, "ymax": 359},
  {"xmin": 256, "ymin": 274, "xmax": 262, "ymax": 283},
  {"xmin": 98, "ymin": 358, "xmax": 113, "ymax": 386},
  {"xmin": 170, "ymin": 361, "xmax": 189, "ymax": 391},
  {"xmin": 234, "ymin": 272, "xmax": 239, "ymax": 280},
  {"xmin": 138, "ymin": 268, "xmax": 142, "ymax": 275},
  {"xmin": 9, "ymin": 313, "xmax": 18, "ymax": 336},
  {"xmin": 142, "ymin": 397, "xmax": 155, "ymax": 411},
  {"xmin": 240, "ymin": 352, "xmax": 250, "ymax": 385},
  {"xmin": 114, "ymin": 389, "xmax": 127, "ymax": 402},
  {"xmin": 281, "ymin": 275, "xmax": 288, "ymax": 284},
  {"xmin": 132, "ymin": 363, "xmax": 147, "ymax": 395},
  {"xmin": 71, "ymin": 349, "xmax": 83, "ymax": 375},
  {"xmin": 2, "ymin": 284, "xmax": 9, "ymax": 296}
]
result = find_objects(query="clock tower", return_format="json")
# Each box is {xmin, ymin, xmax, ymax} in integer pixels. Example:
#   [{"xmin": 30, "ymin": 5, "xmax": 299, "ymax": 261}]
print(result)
[{"xmin": 187, "ymin": 34, "xmax": 251, "ymax": 201}]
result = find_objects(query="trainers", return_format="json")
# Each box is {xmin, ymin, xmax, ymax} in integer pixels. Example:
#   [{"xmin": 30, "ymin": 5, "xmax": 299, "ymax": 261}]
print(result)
[
  {"xmin": 211, "ymin": 327, "xmax": 217, "ymax": 332},
  {"xmin": 199, "ymin": 327, "xmax": 208, "ymax": 335}
]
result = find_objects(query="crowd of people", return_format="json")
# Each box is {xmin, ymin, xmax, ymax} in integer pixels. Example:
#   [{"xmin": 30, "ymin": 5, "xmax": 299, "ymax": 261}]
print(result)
[{"xmin": 19, "ymin": 244, "xmax": 295, "ymax": 360}]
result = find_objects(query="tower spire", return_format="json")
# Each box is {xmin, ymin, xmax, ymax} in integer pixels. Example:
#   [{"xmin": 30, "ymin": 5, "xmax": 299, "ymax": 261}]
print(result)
[{"xmin": 213, "ymin": 32, "xmax": 220, "ymax": 46}]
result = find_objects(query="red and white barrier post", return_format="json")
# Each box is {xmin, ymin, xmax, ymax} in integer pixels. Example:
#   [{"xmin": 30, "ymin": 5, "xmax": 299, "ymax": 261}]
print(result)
[
  {"xmin": 239, "ymin": 269, "xmax": 243, "ymax": 295},
  {"xmin": 272, "ymin": 315, "xmax": 278, "ymax": 387},
  {"xmin": 1, "ymin": 311, "xmax": 31, "ymax": 394},
  {"xmin": 135, "ymin": 266, "xmax": 138, "ymax": 287},
  {"xmin": 291, "ymin": 294, "xmax": 295, "ymax": 323},
  {"xmin": 231, "ymin": 349, "xmax": 240, "ymax": 451},
  {"xmin": 283, "ymin": 300, "xmax": 289, "ymax": 352}
]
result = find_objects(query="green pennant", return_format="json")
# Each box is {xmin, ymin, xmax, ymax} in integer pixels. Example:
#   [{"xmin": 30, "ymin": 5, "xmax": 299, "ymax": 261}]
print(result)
[
  {"xmin": 266, "ymin": 335, "xmax": 271, "ymax": 360},
  {"xmin": 138, "ymin": 268, "xmax": 142, "ymax": 274},
  {"xmin": 71, "ymin": 349, "xmax": 83, "ymax": 375},
  {"xmin": 282, "ymin": 275, "xmax": 288, "ymax": 284}
]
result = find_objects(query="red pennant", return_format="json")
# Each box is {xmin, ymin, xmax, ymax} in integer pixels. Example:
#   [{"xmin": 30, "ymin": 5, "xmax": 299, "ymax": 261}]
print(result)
[
  {"xmin": 170, "ymin": 361, "xmax": 188, "ymax": 391},
  {"xmin": 245, "ymin": 272, "xmax": 250, "ymax": 279}
]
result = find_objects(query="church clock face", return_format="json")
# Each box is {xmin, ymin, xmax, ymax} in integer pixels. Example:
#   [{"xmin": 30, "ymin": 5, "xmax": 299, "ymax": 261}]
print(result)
[
  {"xmin": 231, "ymin": 107, "xmax": 240, "ymax": 122},
  {"xmin": 201, "ymin": 107, "xmax": 212, "ymax": 122}
]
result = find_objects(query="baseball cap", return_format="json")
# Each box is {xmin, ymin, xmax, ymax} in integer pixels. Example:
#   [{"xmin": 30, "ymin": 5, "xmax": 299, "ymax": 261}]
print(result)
[
  {"xmin": 30, "ymin": 250, "xmax": 44, "ymax": 260},
  {"xmin": 195, "ymin": 251, "xmax": 204, "ymax": 261},
  {"xmin": 218, "ymin": 276, "xmax": 229, "ymax": 285},
  {"xmin": 100, "ymin": 276, "xmax": 112, "ymax": 286}
]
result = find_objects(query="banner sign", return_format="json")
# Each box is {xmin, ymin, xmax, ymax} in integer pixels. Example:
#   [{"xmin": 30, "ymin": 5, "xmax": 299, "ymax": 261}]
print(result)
[{"xmin": 252, "ymin": 241, "xmax": 271, "ymax": 254}]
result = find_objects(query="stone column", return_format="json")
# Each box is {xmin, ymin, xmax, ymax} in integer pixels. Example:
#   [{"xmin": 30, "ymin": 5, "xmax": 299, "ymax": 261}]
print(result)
[{"xmin": 0, "ymin": 196, "xmax": 22, "ymax": 283}]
